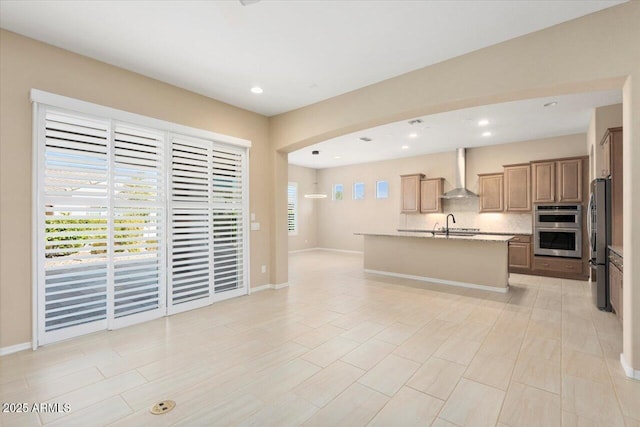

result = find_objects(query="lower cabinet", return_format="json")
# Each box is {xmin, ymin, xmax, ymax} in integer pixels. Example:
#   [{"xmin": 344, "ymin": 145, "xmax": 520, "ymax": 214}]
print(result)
[
  {"xmin": 508, "ymin": 235, "xmax": 531, "ymax": 272},
  {"xmin": 533, "ymin": 256, "xmax": 583, "ymax": 275},
  {"xmin": 609, "ymin": 255, "xmax": 623, "ymax": 323}
]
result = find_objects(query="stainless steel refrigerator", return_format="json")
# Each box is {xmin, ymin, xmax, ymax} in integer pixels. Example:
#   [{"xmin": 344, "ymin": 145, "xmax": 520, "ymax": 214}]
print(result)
[{"xmin": 588, "ymin": 178, "xmax": 611, "ymax": 311}]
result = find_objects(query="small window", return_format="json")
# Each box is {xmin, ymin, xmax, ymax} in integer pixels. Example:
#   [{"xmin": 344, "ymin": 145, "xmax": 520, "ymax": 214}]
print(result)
[
  {"xmin": 287, "ymin": 182, "xmax": 298, "ymax": 235},
  {"xmin": 333, "ymin": 184, "xmax": 344, "ymax": 200},
  {"xmin": 376, "ymin": 180, "xmax": 389, "ymax": 199},
  {"xmin": 353, "ymin": 182, "xmax": 365, "ymax": 200}
]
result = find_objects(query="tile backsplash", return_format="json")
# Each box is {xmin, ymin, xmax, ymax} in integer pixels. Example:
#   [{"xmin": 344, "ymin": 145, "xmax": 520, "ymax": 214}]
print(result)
[{"xmin": 399, "ymin": 197, "xmax": 533, "ymax": 234}]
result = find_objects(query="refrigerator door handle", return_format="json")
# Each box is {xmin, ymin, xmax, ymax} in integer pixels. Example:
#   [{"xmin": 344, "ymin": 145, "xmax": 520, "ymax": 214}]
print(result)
[{"xmin": 587, "ymin": 193, "xmax": 595, "ymax": 253}]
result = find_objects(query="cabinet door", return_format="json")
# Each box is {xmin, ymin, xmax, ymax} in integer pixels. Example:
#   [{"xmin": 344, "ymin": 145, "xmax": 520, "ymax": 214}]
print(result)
[
  {"xmin": 609, "ymin": 265, "xmax": 620, "ymax": 318},
  {"xmin": 420, "ymin": 178, "xmax": 443, "ymax": 213},
  {"xmin": 478, "ymin": 174, "xmax": 504, "ymax": 212},
  {"xmin": 557, "ymin": 159, "xmax": 582, "ymax": 203},
  {"xmin": 401, "ymin": 174, "xmax": 423, "ymax": 213},
  {"xmin": 532, "ymin": 161, "xmax": 555, "ymax": 203},
  {"xmin": 601, "ymin": 133, "xmax": 611, "ymax": 178},
  {"xmin": 509, "ymin": 242, "xmax": 531, "ymax": 270},
  {"xmin": 504, "ymin": 164, "xmax": 531, "ymax": 212},
  {"xmin": 609, "ymin": 128, "xmax": 623, "ymax": 247}
]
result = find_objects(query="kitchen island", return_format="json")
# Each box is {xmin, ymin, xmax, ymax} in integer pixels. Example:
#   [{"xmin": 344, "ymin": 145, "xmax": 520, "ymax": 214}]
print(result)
[{"xmin": 356, "ymin": 231, "xmax": 513, "ymax": 293}]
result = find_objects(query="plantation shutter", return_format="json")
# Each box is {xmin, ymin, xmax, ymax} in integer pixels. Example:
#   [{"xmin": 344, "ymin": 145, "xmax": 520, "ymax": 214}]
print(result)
[
  {"xmin": 212, "ymin": 145, "xmax": 247, "ymax": 298},
  {"xmin": 39, "ymin": 111, "xmax": 110, "ymax": 344},
  {"xmin": 168, "ymin": 136, "xmax": 214, "ymax": 313},
  {"xmin": 111, "ymin": 124, "xmax": 165, "ymax": 327},
  {"xmin": 287, "ymin": 183, "xmax": 298, "ymax": 235},
  {"xmin": 33, "ymin": 90, "xmax": 251, "ymax": 348}
]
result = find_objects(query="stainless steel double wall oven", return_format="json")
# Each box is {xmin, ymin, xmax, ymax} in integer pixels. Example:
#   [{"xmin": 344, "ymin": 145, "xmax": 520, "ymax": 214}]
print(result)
[{"xmin": 534, "ymin": 204, "xmax": 582, "ymax": 258}]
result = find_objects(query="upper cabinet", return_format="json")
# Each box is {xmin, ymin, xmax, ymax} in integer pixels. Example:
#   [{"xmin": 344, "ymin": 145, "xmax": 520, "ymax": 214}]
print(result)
[
  {"xmin": 504, "ymin": 163, "xmax": 531, "ymax": 212},
  {"xmin": 478, "ymin": 173, "xmax": 504, "ymax": 212},
  {"xmin": 601, "ymin": 131, "xmax": 612, "ymax": 178},
  {"xmin": 556, "ymin": 158, "xmax": 583, "ymax": 202},
  {"xmin": 400, "ymin": 173, "xmax": 424, "ymax": 213},
  {"xmin": 532, "ymin": 161, "xmax": 556, "ymax": 203},
  {"xmin": 532, "ymin": 158, "xmax": 584, "ymax": 204},
  {"xmin": 420, "ymin": 178, "xmax": 444, "ymax": 213},
  {"xmin": 603, "ymin": 127, "xmax": 623, "ymax": 246}
]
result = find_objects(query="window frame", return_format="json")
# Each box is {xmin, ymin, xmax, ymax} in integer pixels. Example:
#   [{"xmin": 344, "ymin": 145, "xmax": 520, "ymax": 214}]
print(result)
[
  {"xmin": 353, "ymin": 182, "xmax": 365, "ymax": 200},
  {"xmin": 333, "ymin": 183, "xmax": 344, "ymax": 201},
  {"xmin": 376, "ymin": 180, "xmax": 389, "ymax": 199}
]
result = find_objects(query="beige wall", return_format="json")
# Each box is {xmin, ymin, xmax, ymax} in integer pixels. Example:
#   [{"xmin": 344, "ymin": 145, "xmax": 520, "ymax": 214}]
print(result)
[
  {"xmin": 317, "ymin": 134, "xmax": 586, "ymax": 251},
  {"xmin": 271, "ymin": 2, "xmax": 640, "ymax": 374},
  {"xmin": 0, "ymin": 30, "xmax": 272, "ymax": 348},
  {"xmin": 287, "ymin": 165, "xmax": 318, "ymax": 252}
]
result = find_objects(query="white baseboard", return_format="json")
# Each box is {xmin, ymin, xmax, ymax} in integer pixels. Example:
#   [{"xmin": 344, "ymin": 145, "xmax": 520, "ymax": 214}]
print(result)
[
  {"xmin": 316, "ymin": 247, "xmax": 364, "ymax": 255},
  {"xmin": 288, "ymin": 248, "xmax": 319, "ymax": 254},
  {"xmin": 620, "ymin": 353, "xmax": 640, "ymax": 380},
  {"xmin": 250, "ymin": 282, "xmax": 289, "ymax": 294},
  {"xmin": 364, "ymin": 269, "xmax": 509, "ymax": 294},
  {"xmin": 0, "ymin": 342, "xmax": 31, "ymax": 356}
]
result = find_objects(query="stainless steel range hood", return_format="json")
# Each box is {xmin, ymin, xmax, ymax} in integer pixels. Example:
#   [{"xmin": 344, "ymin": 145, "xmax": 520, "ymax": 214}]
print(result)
[{"xmin": 440, "ymin": 148, "xmax": 478, "ymax": 199}]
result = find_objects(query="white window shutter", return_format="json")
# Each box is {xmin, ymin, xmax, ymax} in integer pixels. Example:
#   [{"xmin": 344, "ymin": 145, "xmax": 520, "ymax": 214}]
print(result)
[
  {"xmin": 288, "ymin": 183, "xmax": 298, "ymax": 235},
  {"xmin": 40, "ymin": 111, "xmax": 110, "ymax": 343},
  {"xmin": 111, "ymin": 125, "xmax": 165, "ymax": 325}
]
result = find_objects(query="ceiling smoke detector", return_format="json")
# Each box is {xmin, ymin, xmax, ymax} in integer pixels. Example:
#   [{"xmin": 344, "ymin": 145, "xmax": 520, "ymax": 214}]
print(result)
[
  {"xmin": 408, "ymin": 119, "xmax": 423, "ymax": 125},
  {"xmin": 359, "ymin": 137, "xmax": 372, "ymax": 142},
  {"xmin": 312, "ymin": 150, "xmax": 320, "ymax": 155}
]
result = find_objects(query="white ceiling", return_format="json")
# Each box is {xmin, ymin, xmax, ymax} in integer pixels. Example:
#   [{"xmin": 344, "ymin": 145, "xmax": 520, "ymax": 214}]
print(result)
[
  {"xmin": 0, "ymin": 0, "xmax": 626, "ymax": 116},
  {"xmin": 288, "ymin": 90, "xmax": 622, "ymax": 169}
]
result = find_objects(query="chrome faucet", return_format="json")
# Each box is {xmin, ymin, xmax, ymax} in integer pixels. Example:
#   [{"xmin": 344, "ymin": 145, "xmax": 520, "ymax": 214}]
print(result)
[
  {"xmin": 445, "ymin": 214, "xmax": 456, "ymax": 236},
  {"xmin": 431, "ymin": 222, "xmax": 440, "ymax": 236}
]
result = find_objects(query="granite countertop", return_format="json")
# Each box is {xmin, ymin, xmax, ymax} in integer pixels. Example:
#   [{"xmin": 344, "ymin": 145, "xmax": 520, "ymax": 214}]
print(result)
[
  {"xmin": 397, "ymin": 229, "xmax": 532, "ymax": 236},
  {"xmin": 609, "ymin": 245, "xmax": 623, "ymax": 258},
  {"xmin": 355, "ymin": 231, "xmax": 514, "ymax": 242}
]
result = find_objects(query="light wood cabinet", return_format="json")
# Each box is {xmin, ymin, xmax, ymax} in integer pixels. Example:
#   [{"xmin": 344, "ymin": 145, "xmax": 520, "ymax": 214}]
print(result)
[
  {"xmin": 532, "ymin": 161, "xmax": 555, "ymax": 203},
  {"xmin": 400, "ymin": 174, "xmax": 424, "ymax": 213},
  {"xmin": 533, "ymin": 256, "xmax": 583, "ymax": 275},
  {"xmin": 609, "ymin": 262, "xmax": 622, "ymax": 322},
  {"xmin": 532, "ymin": 158, "xmax": 584, "ymax": 203},
  {"xmin": 604, "ymin": 128, "xmax": 623, "ymax": 247},
  {"xmin": 420, "ymin": 178, "xmax": 443, "ymax": 213},
  {"xmin": 556, "ymin": 158, "xmax": 583, "ymax": 203},
  {"xmin": 504, "ymin": 164, "xmax": 531, "ymax": 212},
  {"xmin": 601, "ymin": 132, "xmax": 611, "ymax": 178},
  {"xmin": 478, "ymin": 173, "xmax": 504, "ymax": 212},
  {"xmin": 508, "ymin": 235, "xmax": 532, "ymax": 271}
]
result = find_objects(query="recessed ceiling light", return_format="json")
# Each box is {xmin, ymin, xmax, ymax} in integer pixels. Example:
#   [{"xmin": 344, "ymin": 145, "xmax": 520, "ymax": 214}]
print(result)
[
  {"xmin": 250, "ymin": 86, "xmax": 263, "ymax": 94},
  {"xmin": 401, "ymin": 145, "xmax": 410, "ymax": 150},
  {"xmin": 544, "ymin": 101, "xmax": 558, "ymax": 107},
  {"xmin": 408, "ymin": 133, "xmax": 418, "ymax": 138},
  {"xmin": 312, "ymin": 150, "xmax": 320, "ymax": 155},
  {"xmin": 334, "ymin": 155, "xmax": 341, "ymax": 159},
  {"xmin": 478, "ymin": 119, "xmax": 489, "ymax": 126},
  {"xmin": 482, "ymin": 131, "xmax": 492, "ymax": 137}
]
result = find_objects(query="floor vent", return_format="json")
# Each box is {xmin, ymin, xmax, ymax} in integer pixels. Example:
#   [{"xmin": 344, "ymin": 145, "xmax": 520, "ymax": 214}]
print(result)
[{"xmin": 150, "ymin": 400, "xmax": 176, "ymax": 415}]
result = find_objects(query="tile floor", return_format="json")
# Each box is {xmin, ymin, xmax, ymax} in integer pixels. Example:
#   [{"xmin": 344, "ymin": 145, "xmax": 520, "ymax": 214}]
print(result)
[{"xmin": 1, "ymin": 250, "xmax": 638, "ymax": 426}]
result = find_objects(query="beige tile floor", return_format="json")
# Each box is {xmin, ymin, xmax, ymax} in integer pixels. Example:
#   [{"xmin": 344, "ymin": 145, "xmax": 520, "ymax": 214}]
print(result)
[{"xmin": 1, "ymin": 250, "xmax": 638, "ymax": 426}]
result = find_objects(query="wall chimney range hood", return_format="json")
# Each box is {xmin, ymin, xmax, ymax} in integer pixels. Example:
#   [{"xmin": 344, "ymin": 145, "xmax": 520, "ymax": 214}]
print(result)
[{"xmin": 440, "ymin": 148, "xmax": 478, "ymax": 199}]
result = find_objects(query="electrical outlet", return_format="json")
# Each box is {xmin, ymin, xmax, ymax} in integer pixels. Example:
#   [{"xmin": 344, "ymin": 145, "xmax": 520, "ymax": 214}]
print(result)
[{"xmin": 261, "ymin": 265, "xmax": 266, "ymax": 273}]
